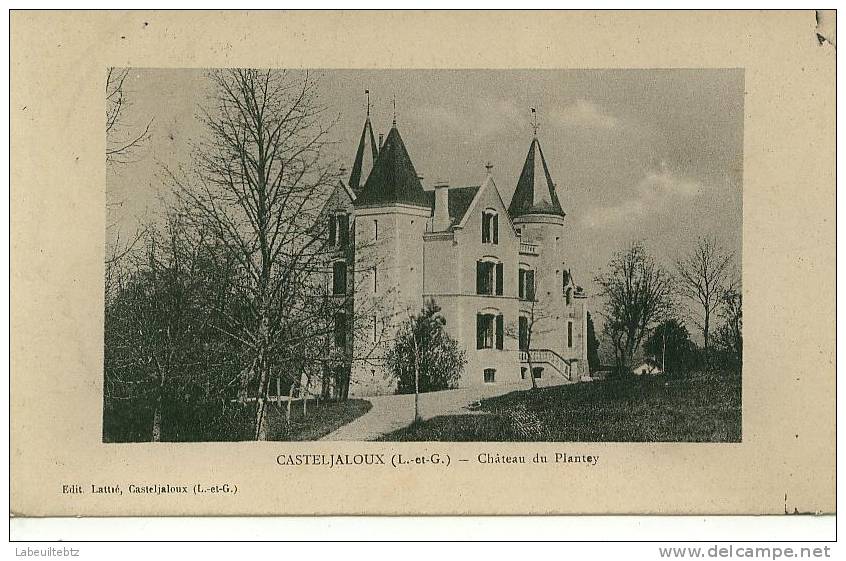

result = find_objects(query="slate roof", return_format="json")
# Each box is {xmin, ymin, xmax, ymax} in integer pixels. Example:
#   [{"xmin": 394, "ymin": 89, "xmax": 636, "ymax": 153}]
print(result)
[
  {"xmin": 507, "ymin": 137, "xmax": 566, "ymax": 219},
  {"xmin": 447, "ymin": 186, "xmax": 480, "ymax": 228},
  {"xmin": 348, "ymin": 117, "xmax": 379, "ymax": 191},
  {"xmin": 354, "ymin": 126, "xmax": 431, "ymax": 208}
]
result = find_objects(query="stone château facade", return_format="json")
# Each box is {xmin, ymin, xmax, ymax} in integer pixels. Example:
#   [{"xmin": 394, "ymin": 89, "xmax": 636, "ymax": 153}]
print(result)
[{"xmin": 318, "ymin": 104, "xmax": 589, "ymax": 397}]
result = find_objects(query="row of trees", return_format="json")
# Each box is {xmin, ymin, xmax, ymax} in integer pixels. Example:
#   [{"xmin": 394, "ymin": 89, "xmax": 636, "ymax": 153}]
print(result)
[
  {"xmin": 104, "ymin": 69, "xmax": 384, "ymax": 442},
  {"xmin": 595, "ymin": 237, "xmax": 742, "ymax": 376}
]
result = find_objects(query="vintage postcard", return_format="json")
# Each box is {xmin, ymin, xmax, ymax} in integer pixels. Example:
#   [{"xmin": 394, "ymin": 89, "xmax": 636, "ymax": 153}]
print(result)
[{"xmin": 10, "ymin": 10, "xmax": 835, "ymax": 516}]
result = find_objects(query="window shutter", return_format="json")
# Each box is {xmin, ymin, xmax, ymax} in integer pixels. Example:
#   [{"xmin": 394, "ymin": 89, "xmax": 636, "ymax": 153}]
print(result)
[
  {"xmin": 476, "ymin": 314, "xmax": 484, "ymax": 349},
  {"xmin": 496, "ymin": 315, "xmax": 504, "ymax": 349},
  {"xmin": 527, "ymin": 270, "xmax": 535, "ymax": 301},
  {"xmin": 333, "ymin": 262, "xmax": 346, "ymax": 295},
  {"xmin": 476, "ymin": 261, "xmax": 483, "ymax": 294},
  {"xmin": 339, "ymin": 214, "xmax": 349, "ymax": 248},
  {"xmin": 328, "ymin": 215, "xmax": 336, "ymax": 246},
  {"xmin": 492, "ymin": 214, "xmax": 499, "ymax": 244},
  {"xmin": 519, "ymin": 316, "xmax": 528, "ymax": 350},
  {"xmin": 495, "ymin": 263, "xmax": 503, "ymax": 295},
  {"xmin": 519, "ymin": 270, "xmax": 525, "ymax": 300}
]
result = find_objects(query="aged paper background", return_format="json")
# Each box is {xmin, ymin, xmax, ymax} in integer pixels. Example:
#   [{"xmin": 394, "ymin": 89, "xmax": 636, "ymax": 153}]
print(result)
[{"xmin": 10, "ymin": 10, "xmax": 835, "ymax": 516}]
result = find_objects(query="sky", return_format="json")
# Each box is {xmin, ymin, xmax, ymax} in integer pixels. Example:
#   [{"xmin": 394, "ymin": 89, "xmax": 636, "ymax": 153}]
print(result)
[{"xmin": 108, "ymin": 68, "xmax": 743, "ymax": 337}]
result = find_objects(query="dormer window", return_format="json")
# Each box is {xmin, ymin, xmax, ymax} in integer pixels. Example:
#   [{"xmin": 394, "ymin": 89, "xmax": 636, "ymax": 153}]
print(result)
[
  {"xmin": 481, "ymin": 209, "xmax": 499, "ymax": 244},
  {"xmin": 476, "ymin": 258, "xmax": 503, "ymax": 296}
]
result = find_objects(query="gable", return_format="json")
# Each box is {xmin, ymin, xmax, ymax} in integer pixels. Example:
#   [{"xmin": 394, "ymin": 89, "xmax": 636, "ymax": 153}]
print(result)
[{"xmin": 455, "ymin": 175, "xmax": 516, "ymax": 236}]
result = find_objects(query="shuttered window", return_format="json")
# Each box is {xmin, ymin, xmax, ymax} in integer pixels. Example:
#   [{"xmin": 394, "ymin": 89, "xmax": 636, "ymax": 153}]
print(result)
[
  {"xmin": 495, "ymin": 314, "xmax": 504, "ymax": 350},
  {"xmin": 332, "ymin": 261, "xmax": 347, "ymax": 295},
  {"xmin": 495, "ymin": 263, "xmax": 503, "ymax": 296},
  {"xmin": 519, "ymin": 268, "xmax": 535, "ymax": 301},
  {"xmin": 519, "ymin": 316, "xmax": 529, "ymax": 350},
  {"xmin": 337, "ymin": 214, "xmax": 349, "ymax": 248},
  {"xmin": 477, "ymin": 260, "xmax": 502, "ymax": 296},
  {"xmin": 476, "ymin": 314, "xmax": 495, "ymax": 349}
]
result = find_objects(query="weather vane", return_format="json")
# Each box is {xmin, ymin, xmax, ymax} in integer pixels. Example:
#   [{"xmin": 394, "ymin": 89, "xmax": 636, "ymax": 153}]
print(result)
[{"xmin": 531, "ymin": 107, "xmax": 539, "ymax": 137}]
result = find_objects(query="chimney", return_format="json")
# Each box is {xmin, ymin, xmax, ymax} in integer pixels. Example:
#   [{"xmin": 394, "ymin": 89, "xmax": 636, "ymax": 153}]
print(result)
[{"xmin": 433, "ymin": 180, "xmax": 450, "ymax": 232}]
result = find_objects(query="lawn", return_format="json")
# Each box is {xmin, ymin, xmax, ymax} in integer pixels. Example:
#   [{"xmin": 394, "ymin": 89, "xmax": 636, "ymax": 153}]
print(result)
[
  {"xmin": 379, "ymin": 371, "xmax": 741, "ymax": 442},
  {"xmin": 266, "ymin": 398, "xmax": 372, "ymax": 441}
]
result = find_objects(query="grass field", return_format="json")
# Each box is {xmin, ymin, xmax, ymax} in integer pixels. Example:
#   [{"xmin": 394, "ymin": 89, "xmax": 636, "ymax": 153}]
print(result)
[
  {"xmin": 266, "ymin": 398, "xmax": 372, "ymax": 441},
  {"xmin": 379, "ymin": 371, "xmax": 741, "ymax": 442}
]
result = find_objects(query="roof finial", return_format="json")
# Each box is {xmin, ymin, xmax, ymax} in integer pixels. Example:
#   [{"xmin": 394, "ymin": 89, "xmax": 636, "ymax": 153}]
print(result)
[
  {"xmin": 485, "ymin": 161, "xmax": 493, "ymax": 174},
  {"xmin": 531, "ymin": 107, "xmax": 539, "ymax": 137},
  {"xmin": 365, "ymin": 89, "xmax": 370, "ymax": 118},
  {"xmin": 392, "ymin": 94, "xmax": 397, "ymax": 127}
]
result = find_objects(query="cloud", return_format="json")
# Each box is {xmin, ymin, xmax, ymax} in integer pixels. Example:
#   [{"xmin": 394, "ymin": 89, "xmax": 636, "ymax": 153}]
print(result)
[
  {"xmin": 553, "ymin": 99, "xmax": 619, "ymax": 129},
  {"xmin": 581, "ymin": 166, "xmax": 703, "ymax": 228}
]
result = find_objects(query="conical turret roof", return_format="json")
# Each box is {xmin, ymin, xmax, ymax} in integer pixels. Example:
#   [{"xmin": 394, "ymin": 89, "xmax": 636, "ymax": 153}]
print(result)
[
  {"xmin": 507, "ymin": 137, "xmax": 565, "ymax": 219},
  {"xmin": 348, "ymin": 116, "xmax": 379, "ymax": 191},
  {"xmin": 354, "ymin": 126, "xmax": 431, "ymax": 208}
]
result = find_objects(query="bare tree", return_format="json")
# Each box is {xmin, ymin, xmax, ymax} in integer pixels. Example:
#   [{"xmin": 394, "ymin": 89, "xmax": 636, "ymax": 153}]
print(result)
[
  {"xmin": 595, "ymin": 241, "xmax": 675, "ymax": 374},
  {"xmin": 713, "ymin": 282, "xmax": 742, "ymax": 369},
  {"xmin": 103, "ymin": 214, "xmax": 243, "ymax": 442},
  {"xmin": 506, "ymin": 297, "xmax": 552, "ymax": 390},
  {"xmin": 675, "ymin": 236, "xmax": 734, "ymax": 361},
  {"xmin": 164, "ymin": 69, "xmax": 385, "ymax": 440},
  {"xmin": 105, "ymin": 68, "xmax": 154, "ymax": 305},
  {"xmin": 106, "ymin": 68, "xmax": 153, "ymax": 165}
]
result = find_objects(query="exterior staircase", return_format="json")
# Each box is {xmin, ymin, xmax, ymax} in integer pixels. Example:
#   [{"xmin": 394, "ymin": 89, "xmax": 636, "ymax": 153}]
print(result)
[{"xmin": 518, "ymin": 348, "xmax": 574, "ymax": 382}]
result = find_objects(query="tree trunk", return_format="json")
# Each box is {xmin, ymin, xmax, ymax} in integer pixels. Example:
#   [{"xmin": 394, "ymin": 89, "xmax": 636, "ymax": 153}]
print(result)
[
  {"xmin": 527, "ymin": 352, "xmax": 537, "ymax": 390},
  {"xmin": 254, "ymin": 360, "xmax": 271, "ymax": 441},
  {"xmin": 703, "ymin": 309, "xmax": 711, "ymax": 369}
]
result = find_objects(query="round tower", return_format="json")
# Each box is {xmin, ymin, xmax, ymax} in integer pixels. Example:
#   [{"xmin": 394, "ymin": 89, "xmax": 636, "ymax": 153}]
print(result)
[{"xmin": 508, "ymin": 123, "xmax": 586, "ymax": 382}]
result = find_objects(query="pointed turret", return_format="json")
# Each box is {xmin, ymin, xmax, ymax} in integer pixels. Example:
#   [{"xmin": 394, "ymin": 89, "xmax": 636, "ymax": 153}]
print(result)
[
  {"xmin": 348, "ymin": 91, "xmax": 379, "ymax": 191},
  {"xmin": 354, "ymin": 124, "xmax": 430, "ymax": 208},
  {"xmin": 507, "ymin": 136, "xmax": 565, "ymax": 219}
]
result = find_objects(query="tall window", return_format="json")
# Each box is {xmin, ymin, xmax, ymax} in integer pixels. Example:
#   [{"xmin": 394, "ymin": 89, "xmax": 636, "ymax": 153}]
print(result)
[
  {"xmin": 476, "ymin": 312, "xmax": 504, "ymax": 350},
  {"xmin": 332, "ymin": 261, "xmax": 347, "ymax": 295},
  {"xmin": 329, "ymin": 213, "xmax": 350, "ymax": 248},
  {"xmin": 519, "ymin": 267, "xmax": 535, "ymax": 301},
  {"xmin": 567, "ymin": 321, "xmax": 573, "ymax": 348},
  {"xmin": 334, "ymin": 312, "xmax": 346, "ymax": 348},
  {"xmin": 481, "ymin": 210, "xmax": 499, "ymax": 244},
  {"xmin": 519, "ymin": 316, "xmax": 529, "ymax": 350},
  {"xmin": 476, "ymin": 260, "xmax": 503, "ymax": 296}
]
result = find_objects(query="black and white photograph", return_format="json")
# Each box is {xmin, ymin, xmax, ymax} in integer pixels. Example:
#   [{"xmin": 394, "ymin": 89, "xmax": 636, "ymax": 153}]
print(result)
[{"xmin": 104, "ymin": 68, "xmax": 743, "ymax": 443}]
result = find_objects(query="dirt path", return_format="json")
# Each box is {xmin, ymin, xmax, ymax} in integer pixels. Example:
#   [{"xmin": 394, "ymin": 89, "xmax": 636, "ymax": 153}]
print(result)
[{"xmin": 320, "ymin": 384, "xmax": 519, "ymax": 441}]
